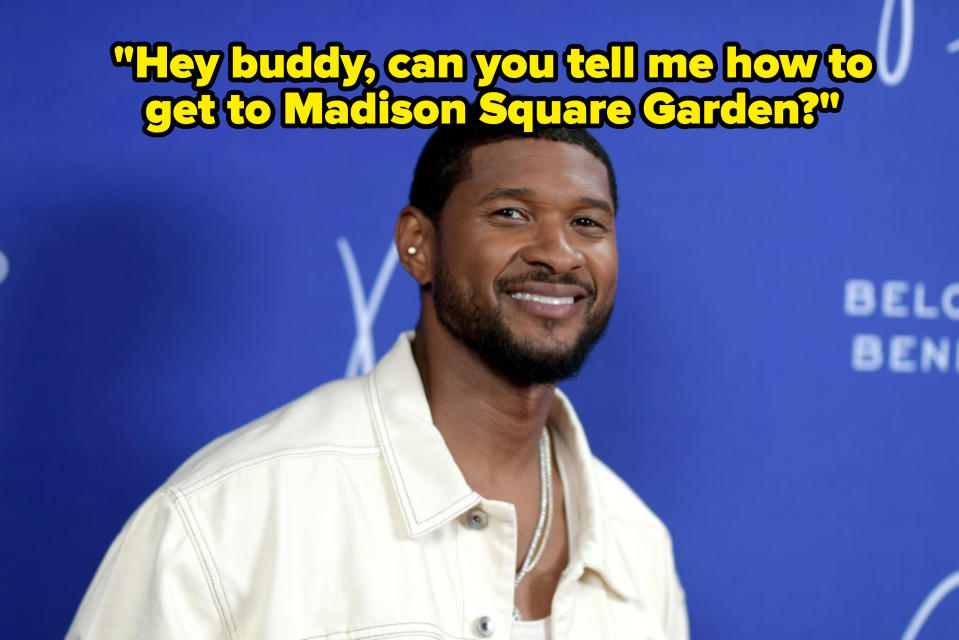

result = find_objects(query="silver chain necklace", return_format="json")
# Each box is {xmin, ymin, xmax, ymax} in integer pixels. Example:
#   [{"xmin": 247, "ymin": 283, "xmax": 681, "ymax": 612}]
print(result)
[{"xmin": 513, "ymin": 426, "xmax": 553, "ymax": 622}]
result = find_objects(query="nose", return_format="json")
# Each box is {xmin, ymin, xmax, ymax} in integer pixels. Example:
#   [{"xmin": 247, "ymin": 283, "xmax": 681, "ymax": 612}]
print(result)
[{"xmin": 518, "ymin": 218, "xmax": 585, "ymax": 274}]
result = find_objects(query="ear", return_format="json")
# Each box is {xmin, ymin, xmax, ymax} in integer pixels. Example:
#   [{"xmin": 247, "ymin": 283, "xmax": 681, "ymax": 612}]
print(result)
[{"xmin": 394, "ymin": 205, "xmax": 435, "ymax": 286}]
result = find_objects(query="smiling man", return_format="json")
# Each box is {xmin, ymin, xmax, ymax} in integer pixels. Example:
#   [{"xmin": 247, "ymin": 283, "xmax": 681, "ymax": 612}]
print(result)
[{"xmin": 69, "ymin": 122, "xmax": 688, "ymax": 640}]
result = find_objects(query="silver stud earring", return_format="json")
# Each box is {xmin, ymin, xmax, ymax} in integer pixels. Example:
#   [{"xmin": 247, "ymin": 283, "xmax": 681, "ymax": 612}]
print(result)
[{"xmin": 407, "ymin": 246, "xmax": 418, "ymax": 256}]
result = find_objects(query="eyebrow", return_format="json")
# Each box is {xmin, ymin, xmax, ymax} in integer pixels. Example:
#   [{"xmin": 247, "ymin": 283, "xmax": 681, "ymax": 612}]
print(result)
[{"xmin": 478, "ymin": 187, "xmax": 615, "ymax": 216}]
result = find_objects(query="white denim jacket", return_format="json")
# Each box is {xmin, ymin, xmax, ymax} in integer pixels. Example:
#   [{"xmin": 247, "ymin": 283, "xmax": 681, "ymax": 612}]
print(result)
[{"xmin": 69, "ymin": 333, "xmax": 688, "ymax": 640}]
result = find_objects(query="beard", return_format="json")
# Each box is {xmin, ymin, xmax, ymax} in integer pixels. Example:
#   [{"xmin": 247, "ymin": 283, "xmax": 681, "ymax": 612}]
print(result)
[{"xmin": 431, "ymin": 265, "xmax": 613, "ymax": 386}]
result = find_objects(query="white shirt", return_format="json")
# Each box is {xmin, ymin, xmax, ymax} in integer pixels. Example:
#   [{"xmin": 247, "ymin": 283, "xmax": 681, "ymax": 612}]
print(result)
[
  {"xmin": 512, "ymin": 618, "xmax": 550, "ymax": 640},
  {"xmin": 69, "ymin": 333, "xmax": 688, "ymax": 639}
]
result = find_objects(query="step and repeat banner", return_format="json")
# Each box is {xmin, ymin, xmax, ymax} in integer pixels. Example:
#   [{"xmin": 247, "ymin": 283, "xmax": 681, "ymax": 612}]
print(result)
[{"xmin": 1, "ymin": 0, "xmax": 957, "ymax": 637}]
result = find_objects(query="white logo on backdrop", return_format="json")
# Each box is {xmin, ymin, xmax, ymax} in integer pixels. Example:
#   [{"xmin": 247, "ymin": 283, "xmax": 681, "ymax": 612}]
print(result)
[
  {"xmin": 877, "ymin": 0, "xmax": 914, "ymax": 85},
  {"xmin": 0, "ymin": 250, "xmax": 8, "ymax": 284},
  {"xmin": 845, "ymin": 279, "xmax": 959, "ymax": 373},
  {"xmin": 902, "ymin": 571, "xmax": 959, "ymax": 640},
  {"xmin": 337, "ymin": 238, "xmax": 399, "ymax": 377},
  {"xmin": 877, "ymin": 0, "xmax": 959, "ymax": 84}
]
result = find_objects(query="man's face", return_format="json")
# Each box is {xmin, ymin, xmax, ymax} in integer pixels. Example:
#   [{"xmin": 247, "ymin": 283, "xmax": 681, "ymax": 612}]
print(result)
[{"xmin": 430, "ymin": 138, "xmax": 618, "ymax": 385}]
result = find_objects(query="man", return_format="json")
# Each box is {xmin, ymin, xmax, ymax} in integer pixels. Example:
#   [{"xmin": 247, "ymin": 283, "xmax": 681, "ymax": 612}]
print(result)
[{"xmin": 69, "ymin": 121, "xmax": 688, "ymax": 639}]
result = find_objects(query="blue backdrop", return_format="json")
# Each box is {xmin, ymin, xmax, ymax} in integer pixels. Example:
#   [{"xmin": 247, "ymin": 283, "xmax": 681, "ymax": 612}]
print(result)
[{"xmin": 2, "ymin": 1, "xmax": 957, "ymax": 638}]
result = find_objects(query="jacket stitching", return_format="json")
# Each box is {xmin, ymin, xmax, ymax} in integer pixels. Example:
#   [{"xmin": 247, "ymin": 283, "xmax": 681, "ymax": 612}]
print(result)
[
  {"xmin": 167, "ymin": 486, "xmax": 240, "ymax": 640},
  {"xmin": 366, "ymin": 370, "xmax": 418, "ymax": 523},
  {"xmin": 177, "ymin": 445, "xmax": 382, "ymax": 496}
]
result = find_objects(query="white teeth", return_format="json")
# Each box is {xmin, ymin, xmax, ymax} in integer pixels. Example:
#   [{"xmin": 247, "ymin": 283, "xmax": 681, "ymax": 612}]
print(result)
[{"xmin": 509, "ymin": 292, "xmax": 575, "ymax": 305}]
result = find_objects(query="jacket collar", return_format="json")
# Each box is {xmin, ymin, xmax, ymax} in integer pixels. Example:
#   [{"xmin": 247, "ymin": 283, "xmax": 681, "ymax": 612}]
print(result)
[
  {"xmin": 366, "ymin": 332, "xmax": 642, "ymax": 602},
  {"xmin": 366, "ymin": 332, "xmax": 481, "ymax": 537}
]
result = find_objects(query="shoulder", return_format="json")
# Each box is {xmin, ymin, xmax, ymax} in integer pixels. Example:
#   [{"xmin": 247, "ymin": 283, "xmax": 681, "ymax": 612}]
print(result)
[
  {"xmin": 164, "ymin": 374, "xmax": 380, "ymax": 493},
  {"xmin": 590, "ymin": 456, "xmax": 671, "ymax": 533},
  {"xmin": 590, "ymin": 455, "xmax": 677, "ymax": 574},
  {"xmin": 589, "ymin": 456, "xmax": 688, "ymax": 637}
]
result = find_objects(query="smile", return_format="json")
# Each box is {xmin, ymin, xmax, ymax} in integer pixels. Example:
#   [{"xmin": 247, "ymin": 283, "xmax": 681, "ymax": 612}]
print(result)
[{"xmin": 509, "ymin": 292, "xmax": 575, "ymax": 306}]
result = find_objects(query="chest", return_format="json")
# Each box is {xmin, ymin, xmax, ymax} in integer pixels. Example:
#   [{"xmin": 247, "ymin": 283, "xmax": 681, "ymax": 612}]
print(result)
[{"xmin": 188, "ymin": 492, "xmax": 665, "ymax": 639}]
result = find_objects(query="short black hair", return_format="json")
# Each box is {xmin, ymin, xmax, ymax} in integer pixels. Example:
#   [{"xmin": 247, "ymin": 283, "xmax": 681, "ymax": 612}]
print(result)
[{"xmin": 409, "ymin": 119, "xmax": 618, "ymax": 225}]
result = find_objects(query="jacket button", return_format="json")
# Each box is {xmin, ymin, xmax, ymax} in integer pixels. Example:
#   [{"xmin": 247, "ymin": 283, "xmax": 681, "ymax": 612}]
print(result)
[
  {"xmin": 465, "ymin": 508, "xmax": 489, "ymax": 530},
  {"xmin": 475, "ymin": 615, "xmax": 495, "ymax": 637}
]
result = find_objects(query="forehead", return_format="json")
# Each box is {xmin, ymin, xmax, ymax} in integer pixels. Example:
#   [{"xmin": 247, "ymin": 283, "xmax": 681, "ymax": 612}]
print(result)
[{"xmin": 454, "ymin": 138, "xmax": 613, "ymax": 207}]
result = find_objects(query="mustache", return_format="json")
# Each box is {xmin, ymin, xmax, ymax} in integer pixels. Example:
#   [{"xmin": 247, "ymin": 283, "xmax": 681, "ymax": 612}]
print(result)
[{"xmin": 495, "ymin": 270, "xmax": 596, "ymax": 297}]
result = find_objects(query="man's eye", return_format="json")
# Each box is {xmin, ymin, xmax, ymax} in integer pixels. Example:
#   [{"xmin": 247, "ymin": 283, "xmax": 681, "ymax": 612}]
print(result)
[
  {"xmin": 493, "ymin": 208, "xmax": 524, "ymax": 220},
  {"xmin": 574, "ymin": 217, "xmax": 600, "ymax": 228}
]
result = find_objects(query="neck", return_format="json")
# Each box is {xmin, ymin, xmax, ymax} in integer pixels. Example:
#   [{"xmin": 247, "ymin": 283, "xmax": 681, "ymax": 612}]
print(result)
[{"xmin": 411, "ymin": 314, "xmax": 555, "ymax": 496}]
